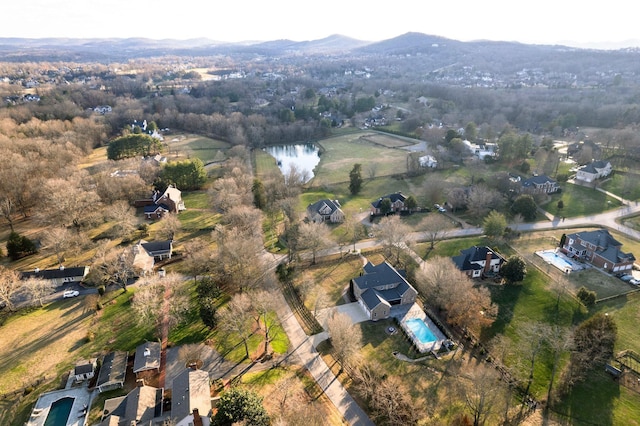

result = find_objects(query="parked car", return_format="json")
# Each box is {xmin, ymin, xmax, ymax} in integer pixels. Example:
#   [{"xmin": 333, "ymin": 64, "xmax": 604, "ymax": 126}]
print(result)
[
  {"xmin": 434, "ymin": 203, "xmax": 446, "ymax": 213},
  {"xmin": 630, "ymin": 279, "xmax": 640, "ymax": 286},
  {"xmin": 619, "ymin": 274, "xmax": 634, "ymax": 282},
  {"xmin": 63, "ymin": 290, "xmax": 79, "ymax": 298}
]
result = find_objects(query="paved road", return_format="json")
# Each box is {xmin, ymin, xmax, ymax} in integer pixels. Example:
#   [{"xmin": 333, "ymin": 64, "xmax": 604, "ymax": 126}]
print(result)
[{"xmin": 273, "ymin": 290, "xmax": 374, "ymax": 426}]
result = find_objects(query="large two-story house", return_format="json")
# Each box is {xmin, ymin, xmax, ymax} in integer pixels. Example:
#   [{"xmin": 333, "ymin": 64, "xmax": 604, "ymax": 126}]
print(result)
[
  {"xmin": 351, "ymin": 261, "xmax": 418, "ymax": 321},
  {"xmin": 561, "ymin": 229, "xmax": 635, "ymax": 273},
  {"xmin": 452, "ymin": 246, "xmax": 506, "ymax": 278},
  {"xmin": 520, "ymin": 174, "xmax": 559, "ymax": 194},
  {"xmin": 370, "ymin": 192, "xmax": 408, "ymax": 216},
  {"xmin": 576, "ymin": 160, "xmax": 612, "ymax": 183},
  {"xmin": 307, "ymin": 199, "xmax": 345, "ymax": 223}
]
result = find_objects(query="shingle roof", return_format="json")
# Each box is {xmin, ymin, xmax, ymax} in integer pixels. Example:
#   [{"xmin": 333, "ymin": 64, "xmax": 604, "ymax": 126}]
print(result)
[
  {"xmin": 20, "ymin": 266, "xmax": 88, "ymax": 280},
  {"xmin": 140, "ymin": 240, "xmax": 172, "ymax": 254},
  {"xmin": 360, "ymin": 289, "xmax": 390, "ymax": 310},
  {"xmin": 171, "ymin": 368, "xmax": 212, "ymax": 421},
  {"xmin": 371, "ymin": 192, "xmax": 407, "ymax": 209},
  {"xmin": 97, "ymin": 351, "xmax": 128, "ymax": 389},
  {"xmin": 74, "ymin": 359, "xmax": 96, "ymax": 376},
  {"xmin": 307, "ymin": 199, "xmax": 341, "ymax": 215},
  {"xmin": 353, "ymin": 261, "xmax": 409, "ymax": 291},
  {"xmin": 521, "ymin": 174, "xmax": 556, "ymax": 187},
  {"xmin": 452, "ymin": 246, "xmax": 505, "ymax": 271},
  {"xmin": 133, "ymin": 341, "xmax": 161, "ymax": 373}
]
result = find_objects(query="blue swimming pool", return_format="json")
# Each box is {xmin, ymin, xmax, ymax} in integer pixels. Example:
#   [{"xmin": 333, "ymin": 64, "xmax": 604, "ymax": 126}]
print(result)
[
  {"xmin": 404, "ymin": 318, "xmax": 437, "ymax": 344},
  {"xmin": 536, "ymin": 250, "xmax": 583, "ymax": 273},
  {"xmin": 44, "ymin": 397, "xmax": 74, "ymax": 426}
]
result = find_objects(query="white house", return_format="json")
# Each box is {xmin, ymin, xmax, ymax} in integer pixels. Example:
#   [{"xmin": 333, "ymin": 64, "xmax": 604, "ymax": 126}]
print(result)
[
  {"xmin": 576, "ymin": 160, "xmax": 612, "ymax": 183},
  {"xmin": 418, "ymin": 154, "xmax": 438, "ymax": 168},
  {"xmin": 463, "ymin": 140, "xmax": 497, "ymax": 160}
]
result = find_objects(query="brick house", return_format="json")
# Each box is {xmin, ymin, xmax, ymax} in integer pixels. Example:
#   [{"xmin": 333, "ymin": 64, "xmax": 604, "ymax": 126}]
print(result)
[{"xmin": 561, "ymin": 229, "xmax": 635, "ymax": 273}]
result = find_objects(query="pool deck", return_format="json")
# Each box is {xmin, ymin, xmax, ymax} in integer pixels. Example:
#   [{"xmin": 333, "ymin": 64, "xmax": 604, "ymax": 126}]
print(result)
[
  {"xmin": 396, "ymin": 303, "xmax": 447, "ymax": 353},
  {"xmin": 26, "ymin": 383, "xmax": 92, "ymax": 426},
  {"xmin": 536, "ymin": 249, "xmax": 586, "ymax": 273}
]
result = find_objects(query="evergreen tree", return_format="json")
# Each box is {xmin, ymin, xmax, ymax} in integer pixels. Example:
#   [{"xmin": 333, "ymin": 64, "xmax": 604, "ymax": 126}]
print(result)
[{"xmin": 349, "ymin": 163, "xmax": 363, "ymax": 195}]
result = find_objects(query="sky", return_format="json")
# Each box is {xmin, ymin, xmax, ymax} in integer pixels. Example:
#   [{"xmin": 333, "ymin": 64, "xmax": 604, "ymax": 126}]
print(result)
[{"xmin": 3, "ymin": 0, "xmax": 639, "ymax": 49}]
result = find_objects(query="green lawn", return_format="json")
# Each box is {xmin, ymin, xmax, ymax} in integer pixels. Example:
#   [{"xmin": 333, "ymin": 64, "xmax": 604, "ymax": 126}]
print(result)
[
  {"xmin": 181, "ymin": 191, "xmax": 211, "ymax": 209},
  {"xmin": 543, "ymin": 182, "xmax": 622, "ymax": 217},
  {"xmin": 311, "ymin": 134, "xmax": 410, "ymax": 186},
  {"xmin": 601, "ymin": 172, "xmax": 640, "ymax": 201},
  {"xmin": 168, "ymin": 135, "xmax": 231, "ymax": 163}
]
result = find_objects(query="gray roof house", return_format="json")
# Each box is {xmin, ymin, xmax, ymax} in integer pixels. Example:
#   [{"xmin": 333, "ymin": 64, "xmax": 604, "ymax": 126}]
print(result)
[
  {"xmin": 562, "ymin": 229, "xmax": 635, "ymax": 273},
  {"xmin": 521, "ymin": 174, "xmax": 559, "ymax": 194},
  {"xmin": 452, "ymin": 246, "xmax": 506, "ymax": 278},
  {"xmin": 351, "ymin": 261, "xmax": 418, "ymax": 321},
  {"xmin": 96, "ymin": 351, "xmax": 128, "ymax": 393},
  {"xmin": 170, "ymin": 368, "xmax": 212, "ymax": 424},
  {"xmin": 140, "ymin": 240, "xmax": 173, "ymax": 260},
  {"xmin": 100, "ymin": 384, "xmax": 164, "ymax": 426},
  {"xmin": 133, "ymin": 341, "xmax": 161, "ymax": 376},
  {"xmin": 73, "ymin": 358, "xmax": 97, "ymax": 382},
  {"xmin": 306, "ymin": 199, "xmax": 345, "ymax": 223},
  {"xmin": 370, "ymin": 192, "xmax": 409, "ymax": 215},
  {"xmin": 20, "ymin": 265, "xmax": 89, "ymax": 285},
  {"xmin": 576, "ymin": 160, "xmax": 612, "ymax": 183}
]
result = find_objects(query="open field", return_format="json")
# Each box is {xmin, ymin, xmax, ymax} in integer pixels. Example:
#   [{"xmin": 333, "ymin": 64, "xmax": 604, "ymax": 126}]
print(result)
[
  {"xmin": 312, "ymin": 133, "xmax": 411, "ymax": 186},
  {"xmin": 357, "ymin": 132, "xmax": 415, "ymax": 148},
  {"xmin": 165, "ymin": 134, "xmax": 231, "ymax": 163},
  {"xmin": 601, "ymin": 172, "xmax": 640, "ymax": 201},
  {"xmin": 544, "ymin": 181, "xmax": 622, "ymax": 217}
]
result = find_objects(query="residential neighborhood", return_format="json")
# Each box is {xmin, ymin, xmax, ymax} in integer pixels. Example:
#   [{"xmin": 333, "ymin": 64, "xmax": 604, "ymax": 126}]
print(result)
[{"xmin": 3, "ymin": 30, "xmax": 640, "ymax": 426}]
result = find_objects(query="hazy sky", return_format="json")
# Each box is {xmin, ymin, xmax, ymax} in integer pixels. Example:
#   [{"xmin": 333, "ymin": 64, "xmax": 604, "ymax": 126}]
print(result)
[{"xmin": 4, "ymin": 0, "xmax": 638, "ymax": 48}]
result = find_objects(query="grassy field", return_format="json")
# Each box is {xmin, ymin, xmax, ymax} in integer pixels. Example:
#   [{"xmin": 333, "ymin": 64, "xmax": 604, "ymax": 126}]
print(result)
[
  {"xmin": 311, "ymin": 133, "xmax": 410, "ymax": 186},
  {"xmin": 601, "ymin": 172, "xmax": 640, "ymax": 201},
  {"xmin": 543, "ymin": 182, "xmax": 622, "ymax": 217},
  {"xmin": 166, "ymin": 134, "xmax": 231, "ymax": 163}
]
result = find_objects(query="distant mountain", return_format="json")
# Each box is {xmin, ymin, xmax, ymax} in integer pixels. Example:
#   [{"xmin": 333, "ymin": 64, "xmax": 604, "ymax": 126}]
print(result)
[{"xmin": 0, "ymin": 32, "xmax": 637, "ymax": 63}]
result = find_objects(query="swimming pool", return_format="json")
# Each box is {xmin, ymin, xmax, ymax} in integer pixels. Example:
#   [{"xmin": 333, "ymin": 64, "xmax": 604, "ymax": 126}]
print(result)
[
  {"xmin": 404, "ymin": 318, "xmax": 437, "ymax": 344},
  {"xmin": 536, "ymin": 250, "xmax": 583, "ymax": 273},
  {"xmin": 44, "ymin": 397, "xmax": 74, "ymax": 426}
]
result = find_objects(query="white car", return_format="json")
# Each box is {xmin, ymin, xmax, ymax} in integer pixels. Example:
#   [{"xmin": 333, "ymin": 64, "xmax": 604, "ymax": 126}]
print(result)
[{"xmin": 63, "ymin": 290, "xmax": 79, "ymax": 298}]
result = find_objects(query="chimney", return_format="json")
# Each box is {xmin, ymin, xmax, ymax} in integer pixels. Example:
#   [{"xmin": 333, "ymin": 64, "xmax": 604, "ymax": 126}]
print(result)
[
  {"xmin": 484, "ymin": 249, "xmax": 493, "ymax": 273},
  {"xmin": 192, "ymin": 408, "xmax": 203, "ymax": 426}
]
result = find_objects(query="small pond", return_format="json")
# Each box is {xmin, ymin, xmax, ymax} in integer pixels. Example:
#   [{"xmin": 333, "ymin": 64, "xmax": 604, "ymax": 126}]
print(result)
[{"xmin": 264, "ymin": 143, "xmax": 320, "ymax": 183}]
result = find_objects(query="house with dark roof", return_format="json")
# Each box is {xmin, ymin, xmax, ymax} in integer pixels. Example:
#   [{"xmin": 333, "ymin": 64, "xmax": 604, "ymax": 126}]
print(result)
[
  {"xmin": 350, "ymin": 261, "xmax": 418, "ymax": 321},
  {"xmin": 20, "ymin": 265, "xmax": 89, "ymax": 285},
  {"xmin": 141, "ymin": 185, "xmax": 186, "ymax": 220},
  {"xmin": 521, "ymin": 174, "xmax": 559, "ymax": 194},
  {"xmin": 73, "ymin": 358, "xmax": 97, "ymax": 382},
  {"xmin": 307, "ymin": 199, "xmax": 345, "ymax": 223},
  {"xmin": 576, "ymin": 160, "xmax": 612, "ymax": 183},
  {"xmin": 370, "ymin": 192, "xmax": 409, "ymax": 216},
  {"xmin": 452, "ymin": 246, "xmax": 506, "ymax": 278},
  {"xmin": 171, "ymin": 368, "xmax": 211, "ymax": 426},
  {"xmin": 100, "ymin": 384, "xmax": 163, "ymax": 426},
  {"xmin": 140, "ymin": 240, "xmax": 173, "ymax": 260},
  {"xmin": 133, "ymin": 341, "xmax": 161, "ymax": 377},
  {"xmin": 97, "ymin": 351, "xmax": 128, "ymax": 393},
  {"xmin": 561, "ymin": 229, "xmax": 635, "ymax": 272}
]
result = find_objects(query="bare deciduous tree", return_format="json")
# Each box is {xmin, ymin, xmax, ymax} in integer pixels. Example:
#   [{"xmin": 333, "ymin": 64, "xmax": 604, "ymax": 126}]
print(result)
[
  {"xmin": 212, "ymin": 225, "xmax": 265, "ymax": 293},
  {"xmin": 297, "ymin": 220, "xmax": 333, "ymax": 264},
  {"xmin": 421, "ymin": 213, "xmax": 453, "ymax": 249},
  {"xmin": 459, "ymin": 366, "xmax": 507, "ymax": 426},
  {"xmin": 326, "ymin": 311, "xmax": 362, "ymax": 372},
  {"xmin": 131, "ymin": 273, "xmax": 191, "ymax": 334},
  {"xmin": 0, "ymin": 266, "xmax": 22, "ymax": 311},
  {"xmin": 108, "ymin": 200, "xmax": 138, "ymax": 239},
  {"xmin": 416, "ymin": 257, "xmax": 497, "ymax": 333},
  {"xmin": 22, "ymin": 277, "xmax": 55, "ymax": 307},
  {"xmin": 373, "ymin": 214, "xmax": 411, "ymax": 265},
  {"xmin": 219, "ymin": 293, "xmax": 253, "ymax": 359},
  {"xmin": 42, "ymin": 226, "xmax": 74, "ymax": 266},
  {"xmin": 157, "ymin": 212, "xmax": 182, "ymax": 240}
]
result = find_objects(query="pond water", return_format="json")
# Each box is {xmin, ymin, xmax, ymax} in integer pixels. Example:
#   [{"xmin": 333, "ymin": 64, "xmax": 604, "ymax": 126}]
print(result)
[{"xmin": 264, "ymin": 143, "xmax": 320, "ymax": 183}]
